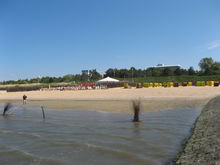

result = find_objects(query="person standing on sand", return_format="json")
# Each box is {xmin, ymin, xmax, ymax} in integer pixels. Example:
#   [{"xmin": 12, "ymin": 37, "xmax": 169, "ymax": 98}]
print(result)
[{"xmin": 23, "ymin": 95, "xmax": 27, "ymax": 104}]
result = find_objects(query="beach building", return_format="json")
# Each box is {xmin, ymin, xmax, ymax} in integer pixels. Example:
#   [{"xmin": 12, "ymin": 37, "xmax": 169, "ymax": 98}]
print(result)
[
  {"xmin": 82, "ymin": 70, "xmax": 90, "ymax": 75},
  {"xmin": 149, "ymin": 64, "xmax": 182, "ymax": 70},
  {"xmin": 81, "ymin": 69, "xmax": 93, "ymax": 81}
]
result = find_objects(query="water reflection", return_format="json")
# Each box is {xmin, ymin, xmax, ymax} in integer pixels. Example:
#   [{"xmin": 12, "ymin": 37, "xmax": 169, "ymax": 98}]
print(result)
[{"xmin": 133, "ymin": 122, "xmax": 141, "ymax": 135}]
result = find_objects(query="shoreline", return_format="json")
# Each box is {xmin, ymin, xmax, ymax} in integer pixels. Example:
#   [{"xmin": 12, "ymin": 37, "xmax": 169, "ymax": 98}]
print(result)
[
  {"xmin": 0, "ymin": 97, "xmax": 211, "ymax": 114},
  {"xmin": 1, "ymin": 87, "xmax": 219, "ymax": 113},
  {"xmin": 173, "ymin": 96, "xmax": 220, "ymax": 165}
]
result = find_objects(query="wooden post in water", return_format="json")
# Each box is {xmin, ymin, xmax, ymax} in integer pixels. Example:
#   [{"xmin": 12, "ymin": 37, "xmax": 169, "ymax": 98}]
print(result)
[
  {"xmin": 41, "ymin": 106, "xmax": 45, "ymax": 119},
  {"xmin": 132, "ymin": 99, "xmax": 141, "ymax": 122},
  {"xmin": 3, "ymin": 103, "xmax": 12, "ymax": 116}
]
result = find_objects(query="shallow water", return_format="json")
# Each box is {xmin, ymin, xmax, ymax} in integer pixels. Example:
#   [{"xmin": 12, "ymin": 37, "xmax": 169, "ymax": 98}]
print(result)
[{"xmin": 0, "ymin": 105, "xmax": 200, "ymax": 165}]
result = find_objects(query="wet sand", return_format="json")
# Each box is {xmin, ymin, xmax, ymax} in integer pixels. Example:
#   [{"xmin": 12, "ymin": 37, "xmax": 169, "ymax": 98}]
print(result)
[{"xmin": 0, "ymin": 87, "xmax": 220, "ymax": 113}]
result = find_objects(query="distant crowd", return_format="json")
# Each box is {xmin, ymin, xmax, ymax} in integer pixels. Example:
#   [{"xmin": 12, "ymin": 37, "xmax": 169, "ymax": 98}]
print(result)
[{"xmin": 40, "ymin": 85, "xmax": 107, "ymax": 91}]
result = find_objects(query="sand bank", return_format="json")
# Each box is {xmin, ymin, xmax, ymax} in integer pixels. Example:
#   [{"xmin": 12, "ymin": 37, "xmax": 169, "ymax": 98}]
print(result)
[
  {"xmin": 174, "ymin": 96, "xmax": 220, "ymax": 165},
  {"xmin": 0, "ymin": 87, "xmax": 219, "ymax": 113}
]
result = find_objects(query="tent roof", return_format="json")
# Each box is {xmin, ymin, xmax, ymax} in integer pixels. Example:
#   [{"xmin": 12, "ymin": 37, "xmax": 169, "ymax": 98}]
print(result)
[{"xmin": 97, "ymin": 77, "xmax": 119, "ymax": 82}]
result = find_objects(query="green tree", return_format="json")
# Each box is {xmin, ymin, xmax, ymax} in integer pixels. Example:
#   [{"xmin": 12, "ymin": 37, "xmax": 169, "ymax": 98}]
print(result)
[
  {"xmin": 119, "ymin": 69, "xmax": 129, "ymax": 78},
  {"xmin": 210, "ymin": 62, "xmax": 220, "ymax": 75},
  {"xmin": 129, "ymin": 67, "xmax": 136, "ymax": 77},
  {"xmin": 174, "ymin": 68, "xmax": 182, "ymax": 76},
  {"xmin": 90, "ymin": 69, "xmax": 101, "ymax": 81},
  {"xmin": 149, "ymin": 68, "xmax": 161, "ymax": 76},
  {"xmin": 40, "ymin": 77, "xmax": 52, "ymax": 83},
  {"xmin": 188, "ymin": 66, "xmax": 196, "ymax": 75},
  {"xmin": 161, "ymin": 68, "xmax": 173, "ymax": 76},
  {"xmin": 73, "ymin": 74, "xmax": 82, "ymax": 82},
  {"xmin": 81, "ymin": 73, "xmax": 88, "ymax": 82},
  {"xmin": 63, "ymin": 74, "xmax": 74, "ymax": 82},
  {"xmin": 199, "ymin": 57, "xmax": 214, "ymax": 73},
  {"xmin": 105, "ymin": 68, "xmax": 114, "ymax": 77}
]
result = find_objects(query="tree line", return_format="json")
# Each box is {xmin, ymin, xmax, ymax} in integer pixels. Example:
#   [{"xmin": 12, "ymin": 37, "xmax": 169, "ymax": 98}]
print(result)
[
  {"xmin": 0, "ymin": 69, "xmax": 102, "ymax": 85},
  {"xmin": 1, "ymin": 57, "xmax": 219, "ymax": 85},
  {"xmin": 103, "ymin": 57, "xmax": 220, "ymax": 79}
]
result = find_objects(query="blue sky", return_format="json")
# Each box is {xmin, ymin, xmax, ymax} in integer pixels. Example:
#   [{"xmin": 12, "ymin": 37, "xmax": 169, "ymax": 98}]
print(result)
[{"xmin": 0, "ymin": 0, "xmax": 220, "ymax": 81}]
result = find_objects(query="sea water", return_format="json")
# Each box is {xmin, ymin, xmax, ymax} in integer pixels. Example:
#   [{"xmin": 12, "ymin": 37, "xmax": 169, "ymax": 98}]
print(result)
[{"xmin": 0, "ymin": 104, "xmax": 200, "ymax": 165}]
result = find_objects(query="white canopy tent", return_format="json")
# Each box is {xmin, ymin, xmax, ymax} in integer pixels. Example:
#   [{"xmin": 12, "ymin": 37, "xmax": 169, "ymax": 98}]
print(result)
[{"xmin": 97, "ymin": 77, "xmax": 119, "ymax": 83}]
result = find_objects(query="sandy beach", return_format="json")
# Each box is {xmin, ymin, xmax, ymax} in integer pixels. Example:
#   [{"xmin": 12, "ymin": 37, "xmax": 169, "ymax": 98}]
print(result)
[{"xmin": 0, "ymin": 87, "xmax": 220, "ymax": 113}]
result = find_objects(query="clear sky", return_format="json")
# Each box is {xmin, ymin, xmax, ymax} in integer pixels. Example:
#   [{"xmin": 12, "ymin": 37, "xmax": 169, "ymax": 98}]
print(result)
[{"xmin": 1, "ymin": 0, "xmax": 220, "ymax": 81}]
